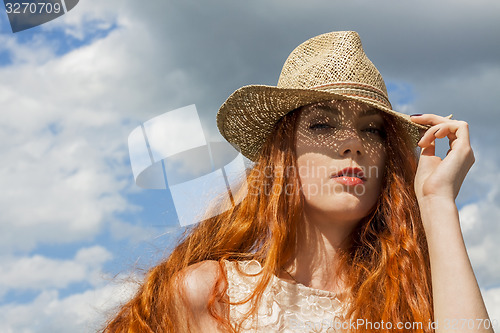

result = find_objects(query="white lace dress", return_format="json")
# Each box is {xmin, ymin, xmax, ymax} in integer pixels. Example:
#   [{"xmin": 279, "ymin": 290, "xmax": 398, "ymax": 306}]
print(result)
[{"xmin": 222, "ymin": 259, "xmax": 346, "ymax": 332}]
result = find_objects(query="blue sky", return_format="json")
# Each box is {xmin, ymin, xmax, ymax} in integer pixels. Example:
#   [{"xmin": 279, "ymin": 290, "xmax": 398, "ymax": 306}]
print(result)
[{"xmin": 0, "ymin": 1, "xmax": 499, "ymax": 332}]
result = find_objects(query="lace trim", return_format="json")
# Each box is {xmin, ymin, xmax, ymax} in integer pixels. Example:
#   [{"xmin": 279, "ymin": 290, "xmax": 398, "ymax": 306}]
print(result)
[{"xmin": 223, "ymin": 259, "xmax": 346, "ymax": 332}]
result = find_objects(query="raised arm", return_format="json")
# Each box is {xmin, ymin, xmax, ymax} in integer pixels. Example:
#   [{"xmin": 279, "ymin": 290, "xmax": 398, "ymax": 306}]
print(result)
[{"xmin": 411, "ymin": 114, "xmax": 493, "ymax": 333}]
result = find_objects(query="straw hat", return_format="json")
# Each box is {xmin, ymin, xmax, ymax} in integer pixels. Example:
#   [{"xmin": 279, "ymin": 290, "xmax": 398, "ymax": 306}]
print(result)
[{"xmin": 216, "ymin": 31, "xmax": 428, "ymax": 161}]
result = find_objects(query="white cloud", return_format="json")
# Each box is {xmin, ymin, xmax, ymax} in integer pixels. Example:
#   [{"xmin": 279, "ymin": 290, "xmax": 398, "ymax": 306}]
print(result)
[
  {"xmin": 483, "ymin": 287, "xmax": 500, "ymax": 328},
  {"xmin": 458, "ymin": 145, "xmax": 500, "ymax": 288},
  {"xmin": 0, "ymin": 246, "xmax": 112, "ymax": 297},
  {"xmin": 0, "ymin": 34, "xmax": 56, "ymax": 66},
  {"xmin": 0, "ymin": 245, "xmax": 139, "ymax": 332},
  {"xmin": 40, "ymin": 0, "xmax": 121, "ymax": 40},
  {"xmin": 0, "ymin": 278, "xmax": 138, "ymax": 333},
  {"xmin": 0, "ymin": 12, "xmax": 179, "ymax": 252}
]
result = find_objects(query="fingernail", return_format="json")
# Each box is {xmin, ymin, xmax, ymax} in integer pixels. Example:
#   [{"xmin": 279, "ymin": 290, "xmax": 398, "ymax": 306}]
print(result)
[{"xmin": 410, "ymin": 113, "xmax": 423, "ymax": 117}]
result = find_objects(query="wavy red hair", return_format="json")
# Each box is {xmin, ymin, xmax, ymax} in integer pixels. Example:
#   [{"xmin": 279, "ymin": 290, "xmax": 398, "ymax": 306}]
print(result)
[{"xmin": 102, "ymin": 106, "xmax": 433, "ymax": 332}]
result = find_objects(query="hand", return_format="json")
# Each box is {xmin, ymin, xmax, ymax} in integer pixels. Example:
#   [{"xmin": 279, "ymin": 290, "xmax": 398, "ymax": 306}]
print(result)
[{"xmin": 410, "ymin": 114, "xmax": 475, "ymax": 202}]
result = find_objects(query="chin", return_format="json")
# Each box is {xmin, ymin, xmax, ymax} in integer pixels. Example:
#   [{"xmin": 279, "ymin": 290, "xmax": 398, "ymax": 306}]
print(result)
[{"xmin": 304, "ymin": 196, "xmax": 376, "ymax": 224}]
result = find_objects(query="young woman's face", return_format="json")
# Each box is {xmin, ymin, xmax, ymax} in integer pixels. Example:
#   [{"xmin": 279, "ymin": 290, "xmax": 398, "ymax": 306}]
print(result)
[{"xmin": 295, "ymin": 100, "xmax": 387, "ymax": 225}]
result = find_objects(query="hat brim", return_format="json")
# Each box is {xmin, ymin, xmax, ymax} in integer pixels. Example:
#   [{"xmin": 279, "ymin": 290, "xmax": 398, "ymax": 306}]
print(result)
[{"xmin": 217, "ymin": 85, "xmax": 428, "ymax": 161}]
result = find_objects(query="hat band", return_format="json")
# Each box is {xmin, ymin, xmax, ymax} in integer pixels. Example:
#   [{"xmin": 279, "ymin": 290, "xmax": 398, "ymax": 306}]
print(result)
[{"xmin": 310, "ymin": 82, "xmax": 392, "ymax": 109}]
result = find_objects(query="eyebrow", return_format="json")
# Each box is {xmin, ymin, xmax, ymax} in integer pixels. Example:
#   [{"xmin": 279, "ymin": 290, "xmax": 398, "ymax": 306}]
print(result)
[{"xmin": 358, "ymin": 108, "xmax": 381, "ymax": 117}]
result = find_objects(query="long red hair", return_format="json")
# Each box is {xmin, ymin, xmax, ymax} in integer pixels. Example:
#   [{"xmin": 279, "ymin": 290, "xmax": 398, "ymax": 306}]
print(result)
[{"xmin": 102, "ymin": 106, "xmax": 433, "ymax": 332}]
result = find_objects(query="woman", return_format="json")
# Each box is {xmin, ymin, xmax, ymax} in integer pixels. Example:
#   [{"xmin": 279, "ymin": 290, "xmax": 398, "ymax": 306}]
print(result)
[{"xmin": 103, "ymin": 31, "xmax": 492, "ymax": 332}]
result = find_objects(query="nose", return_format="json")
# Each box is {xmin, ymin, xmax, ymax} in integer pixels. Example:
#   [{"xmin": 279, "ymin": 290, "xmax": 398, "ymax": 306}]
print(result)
[{"xmin": 337, "ymin": 129, "xmax": 364, "ymax": 157}]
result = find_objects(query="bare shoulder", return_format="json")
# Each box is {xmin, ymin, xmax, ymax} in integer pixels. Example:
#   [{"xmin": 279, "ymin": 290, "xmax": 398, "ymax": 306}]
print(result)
[{"xmin": 175, "ymin": 260, "xmax": 228, "ymax": 312}]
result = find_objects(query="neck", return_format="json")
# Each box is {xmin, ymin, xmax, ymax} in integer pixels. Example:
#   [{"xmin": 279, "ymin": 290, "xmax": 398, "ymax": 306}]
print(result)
[{"xmin": 281, "ymin": 209, "xmax": 359, "ymax": 293}]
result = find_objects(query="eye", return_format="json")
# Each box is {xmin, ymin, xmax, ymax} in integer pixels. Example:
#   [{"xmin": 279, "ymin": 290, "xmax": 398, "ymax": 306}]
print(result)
[
  {"xmin": 362, "ymin": 126, "xmax": 386, "ymax": 138},
  {"xmin": 309, "ymin": 123, "xmax": 333, "ymax": 130}
]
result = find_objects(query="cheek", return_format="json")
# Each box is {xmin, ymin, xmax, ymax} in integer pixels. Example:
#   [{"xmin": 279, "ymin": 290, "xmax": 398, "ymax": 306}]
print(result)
[
  {"xmin": 296, "ymin": 154, "xmax": 330, "ymax": 196},
  {"xmin": 297, "ymin": 156, "xmax": 316, "ymax": 184}
]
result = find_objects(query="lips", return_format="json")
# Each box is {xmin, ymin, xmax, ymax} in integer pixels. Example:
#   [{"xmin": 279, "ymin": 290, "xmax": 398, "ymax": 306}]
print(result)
[{"xmin": 331, "ymin": 167, "xmax": 366, "ymax": 185}]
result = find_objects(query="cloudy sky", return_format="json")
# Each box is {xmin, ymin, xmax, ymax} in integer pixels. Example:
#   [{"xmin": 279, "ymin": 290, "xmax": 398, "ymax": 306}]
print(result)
[{"xmin": 0, "ymin": 0, "xmax": 499, "ymax": 331}]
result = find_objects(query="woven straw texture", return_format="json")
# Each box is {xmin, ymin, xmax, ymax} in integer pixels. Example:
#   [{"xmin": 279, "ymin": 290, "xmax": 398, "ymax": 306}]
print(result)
[{"xmin": 217, "ymin": 31, "xmax": 428, "ymax": 161}]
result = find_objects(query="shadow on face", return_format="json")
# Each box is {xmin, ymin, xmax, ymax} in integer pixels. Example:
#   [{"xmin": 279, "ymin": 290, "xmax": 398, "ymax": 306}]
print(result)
[
  {"xmin": 293, "ymin": 99, "xmax": 388, "ymax": 224},
  {"xmin": 295, "ymin": 100, "xmax": 387, "ymax": 163}
]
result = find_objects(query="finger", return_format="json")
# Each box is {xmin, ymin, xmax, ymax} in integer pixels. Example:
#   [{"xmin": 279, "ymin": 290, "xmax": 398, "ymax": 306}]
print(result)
[
  {"xmin": 453, "ymin": 120, "xmax": 471, "ymax": 144},
  {"xmin": 418, "ymin": 120, "xmax": 466, "ymax": 147},
  {"xmin": 433, "ymin": 124, "xmax": 457, "ymax": 140},
  {"xmin": 437, "ymin": 121, "xmax": 471, "ymax": 150},
  {"xmin": 420, "ymin": 139, "xmax": 435, "ymax": 157},
  {"xmin": 410, "ymin": 114, "xmax": 453, "ymax": 127},
  {"xmin": 418, "ymin": 124, "xmax": 442, "ymax": 147}
]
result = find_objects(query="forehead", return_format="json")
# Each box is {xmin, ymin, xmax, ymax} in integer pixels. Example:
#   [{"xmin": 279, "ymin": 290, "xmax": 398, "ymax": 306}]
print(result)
[{"xmin": 300, "ymin": 100, "xmax": 381, "ymax": 118}]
